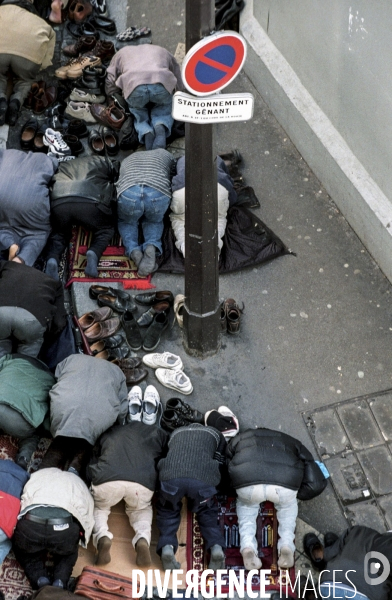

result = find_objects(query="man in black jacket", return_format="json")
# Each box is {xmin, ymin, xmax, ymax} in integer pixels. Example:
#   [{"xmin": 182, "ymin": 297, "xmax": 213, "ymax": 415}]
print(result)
[
  {"xmin": 156, "ymin": 423, "xmax": 227, "ymax": 572},
  {"xmin": 0, "ymin": 260, "xmax": 66, "ymax": 358},
  {"xmin": 304, "ymin": 526, "xmax": 392, "ymax": 599},
  {"xmin": 45, "ymin": 155, "xmax": 119, "ymax": 280},
  {"xmin": 226, "ymin": 428, "xmax": 326, "ymax": 572},
  {"xmin": 87, "ymin": 421, "xmax": 168, "ymax": 567}
]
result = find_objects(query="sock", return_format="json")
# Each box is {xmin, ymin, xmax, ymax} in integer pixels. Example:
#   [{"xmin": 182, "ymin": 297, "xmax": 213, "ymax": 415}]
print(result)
[
  {"xmin": 152, "ymin": 124, "xmax": 166, "ymax": 149},
  {"xmin": 135, "ymin": 538, "xmax": 151, "ymax": 567},
  {"xmin": 130, "ymin": 248, "xmax": 143, "ymax": 268},
  {"xmin": 138, "ymin": 244, "xmax": 158, "ymax": 277},
  {"xmin": 144, "ymin": 132, "xmax": 154, "ymax": 150},
  {"xmin": 85, "ymin": 250, "xmax": 99, "ymax": 278},
  {"xmin": 208, "ymin": 544, "xmax": 225, "ymax": 570},
  {"xmin": 161, "ymin": 545, "xmax": 180, "ymax": 571},
  {"xmin": 45, "ymin": 258, "xmax": 59, "ymax": 280}
]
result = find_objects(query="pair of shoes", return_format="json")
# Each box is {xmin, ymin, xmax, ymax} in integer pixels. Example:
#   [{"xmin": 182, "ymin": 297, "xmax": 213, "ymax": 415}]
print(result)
[
  {"xmin": 136, "ymin": 301, "xmax": 170, "ymax": 327},
  {"xmin": 89, "ymin": 284, "xmax": 130, "ymax": 301},
  {"xmin": 90, "ymin": 333, "xmax": 125, "ymax": 353},
  {"xmin": 160, "ymin": 397, "xmax": 203, "ymax": 433},
  {"xmin": 122, "ymin": 309, "xmax": 169, "ymax": 352},
  {"xmin": 63, "ymin": 34, "xmax": 97, "ymax": 57},
  {"xmin": 56, "ymin": 55, "xmax": 101, "ymax": 80},
  {"xmin": 89, "ymin": 126, "xmax": 119, "ymax": 156},
  {"xmin": 143, "ymin": 351, "xmax": 183, "ymax": 370},
  {"xmin": 24, "ymin": 81, "xmax": 57, "ymax": 115},
  {"xmin": 66, "ymin": 19, "xmax": 100, "ymax": 39},
  {"xmin": 69, "ymin": 87, "xmax": 105, "ymax": 104},
  {"xmin": 83, "ymin": 39, "xmax": 115, "ymax": 63},
  {"xmin": 80, "ymin": 307, "xmax": 121, "ymax": 342},
  {"xmin": 97, "ymin": 292, "xmax": 137, "ymax": 314},
  {"xmin": 90, "ymin": 103, "xmax": 126, "ymax": 130},
  {"xmin": 43, "ymin": 128, "xmax": 72, "ymax": 157},
  {"xmin": 113, "ymin": 357, "xmax": 147, "ymax": 384},
  {"xmin": 88, "ymin": 14, "xmax": 116, "ymax": 34},
  {"xmin": 128, "ymin": 385, "xmax": 161, "ymax": 424},
  {"xmin": 155, "ymin": 368, "xmax": 193, "ymax": 395},
  {"xmin": 221, "ymin": 298, "xmax": 244, "ymax": 334},
  {"xmin": 74, "ymin": 64, "xmax": 107, "ymax": 94},
  {"xmin": 65, "ymin": 100, "xmax": 97, "ymax": 123},
  {"xmin": 135, "ymin": 290, "xmax": 174, "ymax": 306}
]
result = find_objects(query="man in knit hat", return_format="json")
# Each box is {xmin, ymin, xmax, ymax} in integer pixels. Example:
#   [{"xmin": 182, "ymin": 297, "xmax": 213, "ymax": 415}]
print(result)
[{"xmin": 156, "ymin": 423, "xmax": 227, "ymax": 571}]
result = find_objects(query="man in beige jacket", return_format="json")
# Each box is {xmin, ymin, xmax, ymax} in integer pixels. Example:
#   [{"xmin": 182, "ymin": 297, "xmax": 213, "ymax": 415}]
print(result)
[{"xmin": 0, "ymin": 2, "xmax": 55, "ymax": 126}]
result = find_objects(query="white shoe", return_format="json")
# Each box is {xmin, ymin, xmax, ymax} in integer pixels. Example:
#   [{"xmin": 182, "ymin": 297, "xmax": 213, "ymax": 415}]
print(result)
[
  {"xmin": 142, "ymin": 385, "xmax": 161, "ymax": 425},
  {"xmin": 155, "ymin": 368, "xmax": 193, "ymax": 395},
  {"xmin": 142, "ymin": 352, "xmax": 183, "ymax": 371},
  {"xmin": 43, "ymin": 128, "xmax": 71, "ymax": 156},
  {"xmin": 128, "ymin": 386, "xmax": 142, "ymax": 421},
  {"xmin": 65, "ymin": 101, "xmax": 96, "ymax": 123},
  {"xmin": 69, "ymin": 88, "xmax": 106, "ymax": 104}
]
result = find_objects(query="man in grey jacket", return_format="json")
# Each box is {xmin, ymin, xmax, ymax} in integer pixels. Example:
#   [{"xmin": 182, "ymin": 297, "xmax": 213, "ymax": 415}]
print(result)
[{"xmin": 41, "ymin": 354, "xmax": 128, "ymax": 477}]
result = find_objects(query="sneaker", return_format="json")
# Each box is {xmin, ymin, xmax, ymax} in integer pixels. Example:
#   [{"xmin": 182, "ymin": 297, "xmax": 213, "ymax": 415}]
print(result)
[
  {"xmin": 128, "ymin": 386, "xmax": 142, "ymax": 421},
  {"xmin": 91, "ymin": 0, "xmax": 108, "ymax": 16},
  {"xmin": 166, "ymin": 397, "xmax": 204, "ymax": 423},
  {"xmin": 47, "ymin": 152, "xmax": 75, "ymax": 162},
  {"xmin": 65, "ymin": 101, "xmax": 97, "ymax": 123},
  {"xmin": 155, "ymin": 368, "xmax": 193, "ymax": 395},
  {"xmin": 142, "ymin": 312, "xmax": 169, "ymax": 352},
  {"xmin": 69, "ymin": 88, "xmax": 106, "ymax": 104},
  {"xmin": 66, "ymin": 56, "xmax": 102, "ymax": 79},
  {"xmin": 142, "ymin": 385, "xmax": 161, "ymax": 425},
  {"xmin": 55, "ymin": 57, "xmax": 79, "ymax": 79},
  {"xmin": 43, "ymin": 128, "xmax": 71, "ymax": 155},
  {"xmin": 142, "ymin": 352, "xmax": 183, "ymax": 371},
  {"xmin": 161, "ymin": 408, "xmax": 190, "ymax": 432}
]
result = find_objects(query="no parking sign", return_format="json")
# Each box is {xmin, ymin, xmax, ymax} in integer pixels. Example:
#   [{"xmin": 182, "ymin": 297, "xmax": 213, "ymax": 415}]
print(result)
[{"xmin": 182, "ymin": 31, "xmax": 247, "ymax": 96}]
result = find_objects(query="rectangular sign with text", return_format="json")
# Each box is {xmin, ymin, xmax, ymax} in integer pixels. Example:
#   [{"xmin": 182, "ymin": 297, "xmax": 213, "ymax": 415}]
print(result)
[{"xmin": 172, "ymin": 92, "xmax": 254, "ymax": 124}]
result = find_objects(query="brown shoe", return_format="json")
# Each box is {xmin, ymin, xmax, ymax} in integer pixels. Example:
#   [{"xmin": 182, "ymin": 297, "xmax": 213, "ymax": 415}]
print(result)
[
  {"xmin": 78, "ymin": 306, "xmax": 113, "ymax": 330},
  {"xmin": 63, "ymin": 35, "xmax": 97, "ymax": 57},
  {"xmin": 84, "ymin": 317, "xmax": 121, "ymax": 341},
  {"xmin": 66, "ymin": 55, "xmax": 102, "ymax": 79},
  {"xmin": 96, "ymin": 536, "xmax": 112, "ymax": 565},
  {"xmin": 32, "ymin": 86, "xmax": 57, "ymax": 115},
  {"xmin": 116, "ymin": 357, "xmax": 142, "ymax": 369},
  {"xmin": 85, "ymin": 40, "xmax": 115, "ymax": 62},
  {"xmin": 224, "ymin": 298, "xmax": 244, "ymax": 335},
  {"xmin": 90, "ymin": 104, "xmax": 126, "ymax": 130},
  {"xmin": 122, "ymin": 367, "xmax": 148, "ymax": 385},
  {"xmin": 69, "ymin": 0, "xmax": 93, "ymax": 23},
  {"xmin": 136, "ymin": 538, "xmax": 151, "ymax": 567}
]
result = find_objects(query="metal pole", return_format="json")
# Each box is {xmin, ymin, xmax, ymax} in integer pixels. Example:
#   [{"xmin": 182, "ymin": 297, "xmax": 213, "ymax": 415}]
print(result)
[{"xmin": 183, "ymin": 0, "xmax": 220, "ymax": 358}]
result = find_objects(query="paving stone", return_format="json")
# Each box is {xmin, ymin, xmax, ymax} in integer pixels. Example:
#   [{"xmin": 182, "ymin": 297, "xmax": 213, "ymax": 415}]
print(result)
[
  {"xmin": 345, "ymin": 500, "xmax": 387, "ymax": 532},
  {"xmin": 378, "ymin": 494, "xmax": 392, "ymax": 529},
  {"xmin": 337, "ymin": 400, "xmax": 384, "ymax": 450},
  {"xmin": 369, "ymin": 394, "xmax": 392, "ymax": 441},
  {"xmin": 306, "ymin": 409, "xmax": 349, "ymax": 456},
  {"xmin": 357, "ymin": 446, "xmax": 392, "ymax": 496},
  {"xmin": 324, "ymin": 453, "xmax": 369, "ymax": 503}
]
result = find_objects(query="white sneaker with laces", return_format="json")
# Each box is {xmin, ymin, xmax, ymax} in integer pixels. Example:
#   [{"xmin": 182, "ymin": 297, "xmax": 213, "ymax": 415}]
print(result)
[
  {"xmin": 128, "ymin": 386, "xmax": 142, "ymax": 421},
  {"xmin": 43, "ymin": 128, "xmax": 71, "ymax": 156},
  {"xmin": 142, "ymin": 352, "xmax": 183, "ymax": 371},
  {"xmin": 155, "ymin": 368, "xmax": 193, "ymax": 395},
  {"xmin": 142, "ymin": 385, "xmax": 161, "ymax": 425}
]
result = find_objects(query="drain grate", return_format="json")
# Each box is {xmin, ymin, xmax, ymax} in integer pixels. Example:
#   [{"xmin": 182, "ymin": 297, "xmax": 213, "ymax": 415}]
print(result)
[{"xmin": 303, "ymin": 389, "xmax": 392, "ymax": 532}]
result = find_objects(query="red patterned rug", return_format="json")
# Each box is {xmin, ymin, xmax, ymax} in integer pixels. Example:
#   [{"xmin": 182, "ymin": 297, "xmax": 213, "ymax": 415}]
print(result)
[
  {"xmin": 0, "ymin": 435, "xmax": 51, "ymax": 600},
  {"xmin": 66, "ymin": 226, "xmax": 155, "ymax": 290},
  {"xmin": 187, "ymin": 496, "xmax": 297, "ymax": 597}
]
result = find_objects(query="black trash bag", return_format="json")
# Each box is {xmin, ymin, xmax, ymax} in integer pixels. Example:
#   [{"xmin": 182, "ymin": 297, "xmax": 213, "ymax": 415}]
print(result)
[
  {"xmin": 215, "ymin": 0, "xmax": 244, "ymax": 30},
  {"xmin": 157, "ymin": 205, "xmax": 290, "ymax": 274}
]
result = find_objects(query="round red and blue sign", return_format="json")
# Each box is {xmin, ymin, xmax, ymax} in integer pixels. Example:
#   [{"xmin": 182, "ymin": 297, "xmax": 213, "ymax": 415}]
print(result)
[{"xmin": 182, "ymin": 31, "xmax": 247, "ymax": 96}]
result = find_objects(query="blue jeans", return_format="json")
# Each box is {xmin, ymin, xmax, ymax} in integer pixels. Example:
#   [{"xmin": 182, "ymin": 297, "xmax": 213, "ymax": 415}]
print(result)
[
  {"xmin": 117, "ymin": 185, "xmax": 170, "ymax": 255},
  {"xmin": 319, "ymin": 584, "xmax": 370, "ymax": 599},
  {"xmin": 0, "ymin": 528, "xmax": 12, "ymax": 565},
  {"xmin": 126, "ymin": 83, "xmax": 173, "ymax": 142}
]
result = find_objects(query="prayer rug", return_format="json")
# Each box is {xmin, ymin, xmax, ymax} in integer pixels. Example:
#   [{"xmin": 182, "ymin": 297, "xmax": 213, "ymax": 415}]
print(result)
[
  {"xmin": 186, "ymin": 496, "xmax": 297, "ymax": 597},
  {"xmin": 66, "ymin": 226, "xmax": 155, "ymax": 290},
  {"xmin": 0, "ymin": 435, "xmax": 52, "ymax": 600}
]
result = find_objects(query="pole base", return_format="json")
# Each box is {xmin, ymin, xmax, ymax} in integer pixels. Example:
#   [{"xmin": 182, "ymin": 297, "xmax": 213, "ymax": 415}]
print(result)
[{"xmin": 182, "ymin": 304, "xmax": 221, "ymax": 358}]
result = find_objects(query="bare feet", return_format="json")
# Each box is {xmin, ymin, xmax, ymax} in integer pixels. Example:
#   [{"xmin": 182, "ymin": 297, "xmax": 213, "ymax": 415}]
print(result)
[
  {"xmin": 8, "ymin": 244, "xmax": 19, "ymax": 261},
  {"xmin": 11, "ymin": 257, "xmax": 23, "ymax": 264}
]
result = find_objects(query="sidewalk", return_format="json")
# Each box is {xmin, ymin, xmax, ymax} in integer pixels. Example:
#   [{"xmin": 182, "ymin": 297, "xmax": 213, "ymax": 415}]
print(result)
[{"xmin": 109, "ymin": 0, "xmax": 392, "ymax": 536}]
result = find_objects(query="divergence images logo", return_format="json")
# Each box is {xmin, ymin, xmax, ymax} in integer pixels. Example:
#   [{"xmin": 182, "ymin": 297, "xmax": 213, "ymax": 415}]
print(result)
[{"xmin": 364, "ymin": 551, "xmax": 390, "ymax": 586}]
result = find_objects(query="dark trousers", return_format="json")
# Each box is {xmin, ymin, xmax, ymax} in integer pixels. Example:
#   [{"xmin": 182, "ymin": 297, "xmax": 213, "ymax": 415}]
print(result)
[
  {"xmin": 156, "ymin": 477, "xmax": 225, "ymax": 554},
  {"xmin": 13, "ymin": 518, "xmax": 80, "ymax": 588},
  {"xmin": 46, "ymin": 199, "xmax": 114, "ymax": 262},
  {"xmin": 38, "ymin": 436, "xmax": 92, "ymax": 478}
]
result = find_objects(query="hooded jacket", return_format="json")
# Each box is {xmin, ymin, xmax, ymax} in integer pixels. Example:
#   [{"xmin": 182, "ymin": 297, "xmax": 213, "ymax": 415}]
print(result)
[
  {"xmin": 50, "ymin": 355, "xmax": 128, "ymax": 445},
  {"xmin": 226, "ymin": 428, "xmax": 327, "ymax": 500},
  {"xmin": 0, "ymin": 459, "xmax": 29, "ymax": 538},
  {"xmin": 19, "ymin": 468, "xmax": 94, "ymax": 546}
]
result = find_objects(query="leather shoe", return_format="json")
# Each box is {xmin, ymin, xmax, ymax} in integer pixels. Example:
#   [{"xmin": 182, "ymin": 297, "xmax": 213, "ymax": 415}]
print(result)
[
  {"xmin": 62, "ymin": 133, "xmax": 84, "ymax": 156},
  {"xmin": 224, "ymin": 298, "xmax": 244, "ymax": 335},
  {"xmin": 88, "ymin": 128, "xmax": 105, "ymax": 155},
  {"xmin": 78, "ymin": 306, "xmax": 113, "ymax": 330},
  {"xmin": 97, "ymin": 293, "xmax": 137, "ymax": 314},
  {"xmin": 303, "ymin": 533, "xmax": 326, "ymax": 570},
  {"xmin": 166, "ymin": 398, "xmax": 204, "ymax": 424},
  {"xmin": 91, "ymin": 104, "xmax": 125, "ymax": 130},
  {"xmin": 88, "ymin": 14, "xmax": 116, "ymax": 34},
  {"xmin": 89, "ymin": 284, "xmax": 130, "ymax": 301},
  {"xmin": 136, "ymin": 301, "xmax": 170, "ymax": 327},
  {"xmin": 86, "ymin": 40, "xmax": 115, "ymax": 63},
  {"xmin": 122, "ymin": 367, "xmax": 148, "ymax": 385},
  {"xmin": 115, "ymin": 357, "xmax": 142, "ymax": 369},
  {"xmin": 135, "ymin": 291, "xmax": 174, "ymax": 306},
  {"xmin": 142, "ymin": 312, "xmax": 169, "ymax": 352},
  {"xmin": 324, "ymin": 532, "xmax": 339, "ymax": 547},
  {"xmin": 102, "ymin": 126, "xmax": 119, "ymax": 156},
  {"xmin": 121, "ymin": 310, "xmax": 142, "ymax": 351},
  {"xmin": 161, "ymin": 409, "xmax": 191, "ymax": 433},
  {"xmin": 84, "ymin": 317, "xmax": 121, "ymax": 341},
  {"xmin": 89, "ymin": 334, "xmax": 124, "ymax": 354},
  {"xmin": 67, "ymin": 118, "xmax": 89, "ymax": 138},
  {"xmin": 95, "ymin": 345, "xmax": 130, "ymax": 360},
  {"xmin": 63, "ymin": 35, "xmax": 97, "ymax": 57},
  {"xmin": 20, "ymin": 118, "xmax": 39, "ymax": 150}
]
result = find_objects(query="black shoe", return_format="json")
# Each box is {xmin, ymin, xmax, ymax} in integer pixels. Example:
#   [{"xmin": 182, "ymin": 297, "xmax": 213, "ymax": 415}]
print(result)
[
  {"xmin": 166, "ymin": 397, "xmax": 204, "ymax": 424},
  {"xmin": 102, "ymin": 126, "xmax": 119, "ymax": 156},
  {"xmin": 142, "ymin": 312, "xmax": 169, "ymax": 352},
  {"xmin": 110, "ymin": 93, "xmax": 130, "ymax": 115},
  {"xmin": 119, "ymin": 115, "xmax": 139, "ymax": 151},
  {"xmin": 0, "ymin": 98, "xmax": 8, "ymax": 126},
  {"xmin": 89, "ymin": 284, "xmax": 130, "ymax": 301},
  {"xmin": 88, "ymin": 14, "xmax": 116, "ymax": 34},
  {"xmin": 135, "ymin": 290, "xmax": 174, "ymax": 306},
  {"xmin": 6, "ymin": 99, "xmax": 21, "ymax": 126},
  {"xmin": 161, "ymin": 408, "xmax": 191, "ymax": 432},
  {"xmin": 303, "ymin": 533, "xmax": 326, "ymax": 570},
  {"xmin": 88, "ymin": 128, "xmax": 105, "ymax": 155},
  {"xmin": 97, "ymin": 293, "xmax": 137, "ymax": 314},
  {"xmin": 62, "ymin": 133, "xmax": 83, "ymax": 156},
  {"xmin": 121, "ymin": 310, "xmax": 142, "ymax": 351},
  {"xmin": 324, "ymin": 531, "xmax": 339, "ymax": 547},
  {"xmin": 66, "ymin": 118, "xmax": 88, "ymax": 138},
  {"xmin": 20, "ymin": 118, "xmax": 39, "ymax": 150},
  {"xmin": 136, "ymin": 301, "xmax": 170, "ymax": 327}
]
